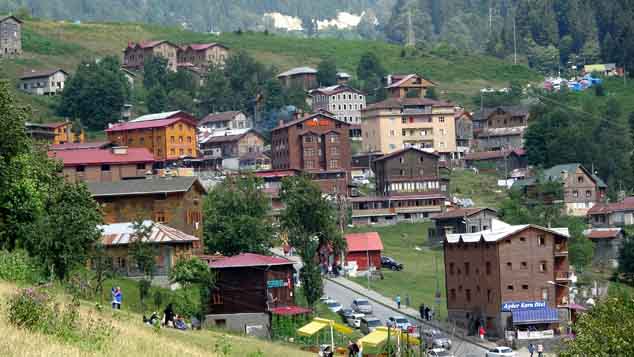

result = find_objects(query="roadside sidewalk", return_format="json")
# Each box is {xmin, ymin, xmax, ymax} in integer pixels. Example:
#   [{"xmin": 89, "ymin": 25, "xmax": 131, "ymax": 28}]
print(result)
[{"xmin": 326, "ymin": 276, "xmax": 498, "ymax": 351}]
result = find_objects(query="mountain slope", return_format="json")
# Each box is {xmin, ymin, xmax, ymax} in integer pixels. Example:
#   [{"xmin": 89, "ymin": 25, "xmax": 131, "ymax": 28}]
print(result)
[{"xmin": 0, "ymin": 17, "xmax": 540, "ymax": 121}]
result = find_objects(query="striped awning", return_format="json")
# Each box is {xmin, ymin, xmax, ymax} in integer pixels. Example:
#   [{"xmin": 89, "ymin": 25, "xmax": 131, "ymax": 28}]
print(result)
[{"xmin": 512, "ymin": 307, "xmax": 559, "ymax": 325}]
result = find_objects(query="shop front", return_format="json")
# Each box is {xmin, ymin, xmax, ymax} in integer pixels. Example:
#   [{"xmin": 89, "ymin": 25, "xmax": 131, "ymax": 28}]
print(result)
[{"xmin": 502, "ymin": 300, "xmax": 560, "ymax": 340}]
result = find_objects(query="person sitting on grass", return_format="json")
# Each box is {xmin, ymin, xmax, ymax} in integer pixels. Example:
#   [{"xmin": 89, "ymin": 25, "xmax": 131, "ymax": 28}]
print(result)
[
  {"xmin": 174, "ymin": 315, "xmax": 187, "ymax": 330},
  {"xmin": 163, "ymin": 303, "xmax": 175, "ymax": 327}
]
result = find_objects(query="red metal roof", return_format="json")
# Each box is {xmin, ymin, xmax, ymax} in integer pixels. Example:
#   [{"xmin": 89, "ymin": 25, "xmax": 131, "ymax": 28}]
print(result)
[
  {"xmin": 105, "ymin": 117, "xmax": 194, "ymax": 132},
  {"xmin": 584, "ymin": 228, "xmax": 622, "ymax": 239},
  {"xmin": 345, "ymin": 232, "xmax": 384, "ymax": 252},
  {"xmin": 48, "ymin": 147, "xmax": 155, "ymax": 166},
  {"xmin": 588, "ymin": 197, "xmax": 634, "ymax": 215},
  {"xmin": 270, "ymin": 306, "xmax": 312, "ymax": 316},
  {"xmin": 208, "ymin": 253, "xmax": 294, "ymax": 269}
]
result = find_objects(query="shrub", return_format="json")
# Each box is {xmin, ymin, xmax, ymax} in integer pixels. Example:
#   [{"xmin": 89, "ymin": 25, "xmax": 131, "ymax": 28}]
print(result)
[
  {"xmin": 6, "ymin": 287, "xmax": 51, "ymax": 329},
  {"xmin": 169, "ymin": 287, "xmax": 201, "ymax": 319},
  {"xmin": 0, "ymin": 250, "xmax": 44, "ymax": 283}
]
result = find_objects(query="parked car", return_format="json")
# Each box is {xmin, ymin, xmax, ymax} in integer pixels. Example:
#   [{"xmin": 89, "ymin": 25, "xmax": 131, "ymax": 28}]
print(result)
[
  {"xmin": 324, "ymin": 300, "xmax": 343, "ymax": 313},
  {"xmin": 351, "ymin": 298, "xmax": 373, "ymax": 314},
  {"xmin": 338, "ymin": 308, "xmax": 354, "ymax": 321},
  {"xmin": 381, "ymin": 256, "xmax": 404, "ymax": 271},
  {"xmin": 348, "ymin": 313, "xmax": 365, "ymax": 328},
  {"xmin": 427, "ymin": 348, "xmax": 455, "ymax": 357},
  {"xmin": 319, "ymin": 295, "xmax": 332, "ymax": 302},
  {"xmin": 352, "ymin": 176, "xmax": 370, "ymax": 185},
  {"xmin": 360, "ymin": 317, "xmax": 382, "ymax": 334},
  {"xmin": 386, "ymin": 316, "xmax": 411, "ymax": 330},
  {"xmin": 421, "ymin": 328, "xmax": 452, "ymax": 350},
  {"xmin": 485, "ymin": 347, "xmax": 516, "ymax": 357}
]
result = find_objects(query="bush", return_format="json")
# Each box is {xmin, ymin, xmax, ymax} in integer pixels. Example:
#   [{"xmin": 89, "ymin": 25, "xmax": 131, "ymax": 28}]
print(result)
[
  {"xmin": 169, "ymin": 287, "xmax": 201, "ymax": 319},
  {"xmin": 6, "ymin": 286, "xmax": 116, "ymax": 350},
  {"xmin": 0, "ymin": 250, "xmax": 44, "ymax": 283}
]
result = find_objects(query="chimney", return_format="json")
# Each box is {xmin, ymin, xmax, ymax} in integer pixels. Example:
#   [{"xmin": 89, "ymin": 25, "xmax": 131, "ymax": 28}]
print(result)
[{"xmin": 112, "ymin": 146, "xmax": 128, "ymax": 155}]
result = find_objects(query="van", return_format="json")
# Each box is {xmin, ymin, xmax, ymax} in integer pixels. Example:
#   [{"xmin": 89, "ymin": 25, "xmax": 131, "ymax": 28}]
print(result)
[{"xmin": 360, "ymin": 317, "xmax": 382, "ymax": 334}]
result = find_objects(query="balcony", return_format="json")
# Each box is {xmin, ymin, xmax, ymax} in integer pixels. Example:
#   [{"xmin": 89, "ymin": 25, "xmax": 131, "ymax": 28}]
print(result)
[
  {"xmin": 395, "ymin": 205, "xmax": 442, "ymax": 214},
  {"xmin": 555, "ymin": 271, "xmax": 572, "ymax": 281},
  {"xmin": 352, "ymin": 208, "xmax": 396, "ymax": 218},
  {"xmin": 554, "ymin": 243, "xmax": 568, "ymax": 257}
]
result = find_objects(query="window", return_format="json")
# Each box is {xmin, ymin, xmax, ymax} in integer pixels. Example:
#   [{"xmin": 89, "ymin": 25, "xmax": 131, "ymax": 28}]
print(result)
[
  {"xmin": 329, "ymin": 134, "xmax": 339, "ymax": 143},
  {"xmin": 465, "ymin": 289, "xmax": 471, "ymax": 302},
  {"xmin": 487, "ymin": 289, "xmax": 492, "ymax": 303},
  {"xmin": 449, "ymin": 263, "xmax": 455, "ymax": 275},
  {"xmin": 402, "ymin": 118, "xmax": 407, "ymax": 124},
  {"xmin": 541, "ymin": 288, "xmax": 549, "ymax": 300},
  {"xmin": 178, "ymin": 124, "xmax": 183, "ymax": 131},
  {"xmin": 538, "ymin": 235, "xmax": 546, "ymax": 246},
  {"xmin": 506, "ymin": 262, "xmax": 512, "ymax": 270},
  {"xmin": 507, "ymin": 285, "xmax": 514, "ymax": 291},
  {"xmin": 305, "ymin": 160, "xmax": 315, "ymax": 169},
  {"xmin": 187, "ymin": 149, "xmax": 193, "ymax": 155},
  {"xmin": 101, "ymin": 164, "xmax": 110, "ymax": 172},
  {"xmin": 136, "ymin": 163, "xmax": 146, "ymax": 170},
  {"xmin": 522, "ymin": 284, "xmax": 529, "ymax": 290},
  {"xmin": 586, "ymin": 190, "xmax": 592, "ymax": 198},
  {"xmin": 573, "ymin": 190, "xmax": 579, "ymax": 198},
  {"xmin": 179, "ymin": 136, "xmax": 183, "ymax": 143},
  {"xmin": 212, "ymin": 292, "xmax": 223, "ymax": 305},
  {"xmin": 464, "ymin": 262, "xmax": 470, "ymax": 275},
  {"xmin": 304, "ymin": 136, "xmax": 313, "ymax": 143},
  {"xmin": 330, "ymin": 147, "xmax": 339, "ymax": 155},
  {"xmin": 402, "ymin": 129, "xmax": 407, "ymax": 136},
  {"xmin": 438, "ymin": 116, "xmax": 445, "ymax": 123},
  {"xmin": 578, "ymin": 176, "xmax": 584, "ymax": 183},
  {"xmin": 328, "ymin": 159, "xmax": 339, "ymax": 169},
  {"xmin": 170, "ymin": 136, "xmax": 175, "ymax": 144},
  {"xmin": 304, "ymin": 148, "xmax": 315, "ymax": 157},
  {"xmin": 520, "ymin": 237, "xmax": 526, "ymax": 242},
  {"xmin": 179, "ymin": 149, "xmax": 184, "ymax": 155},
  {"xmin": 154, "ymin": 211, "xmax": 166, "ymax": 223},
  {"xmin": 485, "ymin": 261, "xmax": 491, "ymax": 275},
  {"xmin": 450, "ymin": 289, "xmax": 456, "ymax": 301},
  {"xmin": 390, "ymin": 130, "xmax": 395, "ymax": 137},
  {"xmin": 127, "ymin": 138, "xmax": 134, "ymax": 145},
  {"xmin": 170, "ymin": 148, "xmax": 176, "ymax": 155},
  {"xmin": 521, "ymin": 261, "xmax": 528, "ymax": 269},
  {"xmin": 76, "ymin": 165, "xmax": 85, "ymax": 173},
  {"xmin": 187, "ymin": 136, "xmax": 192, "ymax": 143}
]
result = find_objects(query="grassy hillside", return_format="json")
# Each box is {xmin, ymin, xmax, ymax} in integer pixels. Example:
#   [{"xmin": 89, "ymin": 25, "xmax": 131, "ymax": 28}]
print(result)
[
  {"xmin": 1, "ymin": 17, "xmax": 540, "ymax": 121},
  {"xmin": 0, "ymin": 281, "xmax": 311, "ymax": 357}
]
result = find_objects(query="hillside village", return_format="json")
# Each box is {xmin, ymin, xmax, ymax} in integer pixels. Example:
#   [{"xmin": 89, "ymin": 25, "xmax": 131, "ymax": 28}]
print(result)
[{"xmin": 1, "ymin": 12, "xmax": 634, "ymax": 357}]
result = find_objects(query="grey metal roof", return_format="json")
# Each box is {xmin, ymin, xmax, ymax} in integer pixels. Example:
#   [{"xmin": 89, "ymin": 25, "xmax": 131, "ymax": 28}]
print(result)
[
  {"xmin": 87, "ymin": 176, "xmax": 203, "ymax": 197},
  {"xmin": 100, "ymin": 220, "xmax": 199, "ymax": 246}
]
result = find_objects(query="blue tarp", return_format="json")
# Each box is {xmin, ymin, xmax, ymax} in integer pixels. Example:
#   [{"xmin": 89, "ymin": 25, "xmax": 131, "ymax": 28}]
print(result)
[{"xmin": 512, "ymin": 307, "xmax": 559, "ymax": 325}]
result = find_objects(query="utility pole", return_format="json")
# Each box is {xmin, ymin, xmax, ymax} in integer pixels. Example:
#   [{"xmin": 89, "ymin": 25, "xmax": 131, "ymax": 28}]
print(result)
[
  {"xmin": 513, "ymin": 17, "xmax": 517, "ymax": 65},
  {"xmin": 406, "ymin": 8, "xmax": 415, "ymax": 47},
  {"xmin": 489, "ymin": 7, "xmax": 493, "ymax": 34}
]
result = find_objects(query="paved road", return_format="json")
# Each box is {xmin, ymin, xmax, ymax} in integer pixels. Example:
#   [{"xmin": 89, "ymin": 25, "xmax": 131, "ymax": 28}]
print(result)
[{"xmin": 324, "ymin": 279, "xmax": 487, "ymax": 357}]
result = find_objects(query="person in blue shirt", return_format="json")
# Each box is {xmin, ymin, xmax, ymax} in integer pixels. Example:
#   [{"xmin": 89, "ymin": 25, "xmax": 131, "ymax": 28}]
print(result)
[
  {"xmin": 111, "ymin": 286, "xmax": 122, "ymax": 309},
  {"xmin": 395, "ymin": 295, "xmax": 401, "ymax": 309}
]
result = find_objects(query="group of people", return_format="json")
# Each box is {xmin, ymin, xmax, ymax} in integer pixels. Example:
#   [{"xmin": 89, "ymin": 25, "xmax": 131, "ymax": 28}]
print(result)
[
  {"xmin": 528, "ymin": 343, "xmax": 545, "ymax": 357},
  {"xmin": 419, "ymin": 304, "xmax": 434, "ymax": 321},
  {"xmin": 111, "ymin": 286, "xmax": 190, "ymax": 331}
]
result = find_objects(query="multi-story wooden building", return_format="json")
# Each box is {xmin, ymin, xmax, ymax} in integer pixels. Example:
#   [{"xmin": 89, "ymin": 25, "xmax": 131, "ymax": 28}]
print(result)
[
  {"xmin": 361, "ymin": 98, "xmax": 458, "ymax": 160},
  {"xmin": 277, "ymin": 67, "xmax": 318, "ymax": 91},
  {"xmin": 98, "ymin": 220, "xmax": 201, "ymax": 277},
  {"xmin": 512, "ymin": 163, "xmax": 607, "ymax": 217},
  {"xmin": 588, "ymin": 196, "xmax": 634, "ymax": 227},
  {"xmin": 198, "ymin": 111, "xmax": 251, "ymax": 131},
  {"xmin": 19, "ymin": 69, "xmax": 68, "ymax": 96},
  {"xmin": 472, "ymin": 106, "xmax": 530, "ymax": 151},
  {"xmin": 350, "ymin": 193, "xmax": 445, "ymax": 225},
  {"xmin": 271, "ymin": 112, "xmax": 351, "ymax": 194},
  {"xmin": 428, "ymin": 207, "xmax": 498, "ymax": 245},
  {"xmin": 105, "ymin": 110, "xmax": 198, "ymax": 164},
  {"xmin": 86, "ymin": 176, "xmax": 205, "ymax": 238},
  {"xmin": 309, "ymin": 85, "xmax": 366, "ymax": 138},
  {"xmin": 444, "ymin": 220, "xmax": 571, "ymax": 337},
  {"xmin": 40, "ymin": 121, "xmax": 85, "ymax": 145},
  {"xmin": 123, "ymin": 40, "xmax": 180, "ymax": 71},
  {"xmin": 0, "ymin": 15, "xmax": 21, "ymax": 58},
  {"xmin": 372, "ymin": 147, "xmax": 447, "ymax": 196},
  {"xmin": 49, "ymin": 144, "xmax": 155, "ymax": 183},
  {"xmin": 199, "ymin": 128, "xmax": 266, "ymax": 170},
  {"xmin": 455, "ymin": 111, "xmax": 473, "ymax": 159},
  {"xmin": 385, "ymin": 74, "xmax": 436, "ymax": 99},
  {"xmin": 177, "ymin": 43, "xmax": 229, "ymax": 68},
  {"xmin": 205, "ymin": 253, "xmax": 306, "ymax": 337}
]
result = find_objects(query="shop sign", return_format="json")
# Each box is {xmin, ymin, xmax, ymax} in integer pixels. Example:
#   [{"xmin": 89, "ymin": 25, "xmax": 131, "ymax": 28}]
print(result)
[
  {"xmin": 501, "ymin": 300, "xmax": 547, "ymax": 311},
  {"xmin": 267, "ymin": 279, "xmax": 289, "ymax": 288}
]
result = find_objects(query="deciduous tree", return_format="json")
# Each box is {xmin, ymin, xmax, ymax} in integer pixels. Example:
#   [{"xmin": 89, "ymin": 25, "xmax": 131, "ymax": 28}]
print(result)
[{"xmin": 316, "ymin": 57, "xmax": 338, "ymax": 87}]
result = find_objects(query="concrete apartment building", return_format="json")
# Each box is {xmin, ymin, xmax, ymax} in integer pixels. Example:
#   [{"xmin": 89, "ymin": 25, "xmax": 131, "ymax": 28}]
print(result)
[
  {"xmin": 123, "ymin": 40, "xmax": 180, "ymax": 71},
  {"xmin": 444, "ymin": 220, "xmax": 571, "ymax": 338},
  {"xmin": 198, "ymin": 111, "xmax": 251, "ymax": 131},
  {"xmin": 0, "ymin": 15, "xmax": 21, "ymax": 57},
  {"xmin": 361, "ymin": 97, "xmax": 458, "ymax": 160},
  {"xmin": 310, "ymin": 85, "xmax": 366, "ymax": 138},
  {"xmin": 270, "ymin": 111, "xmax": 351, "ymax": 194},
  {"xmin": 19, "ymin": 69, "xmax": 68, "ymax": 96}
]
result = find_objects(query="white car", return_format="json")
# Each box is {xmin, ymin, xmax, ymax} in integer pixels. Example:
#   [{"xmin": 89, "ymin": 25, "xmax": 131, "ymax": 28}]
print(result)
[
  {"xmin": 386, "ymin": 316, "xmax": 411, "ymax": 330},
  {"xmin": 427, "ymin": 348, "xmax": 455, "ymax": 357},
  {"xmin": 348, "ymin": 313, "xmax": 365, "ymax": 328},
  {"xmin": 486, "ymin": 346, "xmax": 516, "ymax": 357},
  {"xmin": 324, "ymin": 300, "xmax": 343, "ymax": 313}
]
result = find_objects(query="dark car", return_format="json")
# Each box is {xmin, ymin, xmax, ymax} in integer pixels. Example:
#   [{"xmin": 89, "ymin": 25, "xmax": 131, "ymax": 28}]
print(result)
[
  {"xmin": 381, "ymin": 256, "xmax": 403, "ymax": 271},
  {"xmin": 338, "ymin": 308, "xmax": 354, "ymax": 321}
]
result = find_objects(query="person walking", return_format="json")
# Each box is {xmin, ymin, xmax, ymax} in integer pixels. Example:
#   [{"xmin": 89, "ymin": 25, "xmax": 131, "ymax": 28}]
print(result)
[
  {"xmin": 395, "ymin": 295, "xmax": 401, "ymax": 309},
  {"xmin": 424, "ymin": 306, "xmax": 431, "ymax": 321},
  {"xmin": 111, "ymin": 286, "xmax": 122, "ymax": 309},
  {"xmin": 347, "ymin": 340, "xmax": 360, "ymax": 357},
  {"xmin": 419, "ymin": 304, "xmax": 425, "ymax": 319},
  {"xmin": 478, "ymin": 326, "xmax": 486, "ymax": 340},
  {"xmin": 537, "ymin": 343, "xmax": 544, "ymax": 357},
  {"xmin": 528, "ymin": 343, "xmax": 535, "ymax": 357}
]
